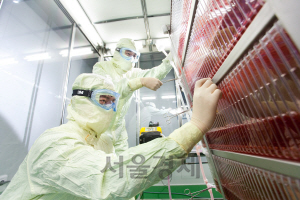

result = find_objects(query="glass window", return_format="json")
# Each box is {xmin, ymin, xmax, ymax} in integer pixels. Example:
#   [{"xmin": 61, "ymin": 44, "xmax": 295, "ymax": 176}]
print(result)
[
  {"xmin": 62, "ymin": 27, "xmax": 100, "ymax": 123},
  {"xmin": 0, "ymin": 0, "xmax": 72, "ymax": 184}
]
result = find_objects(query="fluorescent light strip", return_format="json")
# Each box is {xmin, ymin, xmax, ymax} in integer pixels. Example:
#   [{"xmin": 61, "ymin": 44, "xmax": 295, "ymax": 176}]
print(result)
[
  {"xmin": 142, "ymin": 96, "xmax": 156, "ymax": 100},
  {"xmin": 161, "ymin": 95, "xmax": 176, "ymax": 99},
  {"xmin": 24, "ymin": 53, "xmax": 51, "ymax": 61},
  {"xmin": 59, "ymin": 0, "xmax": 103, "ymax": 46}
]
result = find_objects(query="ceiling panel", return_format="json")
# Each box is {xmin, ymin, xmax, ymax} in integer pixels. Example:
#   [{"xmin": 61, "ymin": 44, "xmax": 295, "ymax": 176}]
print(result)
[
  {"xmin": 148, "ymin": 16, "xmax": 170, "ymax": 39},
  {"xmin": 146, "ymin": 0, "xmax": 171, "ymax": 15},
  {"xmin": 95, "ymin": 19, "xmax": 147, "ymax": 43},
  {"xmin": 79, "ymin": 0, "xmax": 143, "ymax": 23}
]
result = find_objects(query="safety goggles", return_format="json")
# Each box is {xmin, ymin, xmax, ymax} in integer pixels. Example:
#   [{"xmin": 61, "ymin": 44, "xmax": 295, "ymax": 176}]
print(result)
[
  {"xmin": 116, "ymin": 47, "xmax": 140, "ymax": 63},
  {"xmin": 72, "ymin": 89, "xmax": 120, "ymax": 112}
]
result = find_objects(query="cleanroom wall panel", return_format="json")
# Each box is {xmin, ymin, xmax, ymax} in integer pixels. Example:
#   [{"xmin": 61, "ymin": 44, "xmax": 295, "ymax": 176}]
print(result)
[{"xmin": 0, "ymin": 0, "xmax": 72, "ymax": 191}]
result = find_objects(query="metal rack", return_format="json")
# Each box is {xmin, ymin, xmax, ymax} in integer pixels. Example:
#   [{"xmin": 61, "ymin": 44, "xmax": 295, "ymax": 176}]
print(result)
[{"xmin": 170, "ymin": 0, "xmax": 300, "ymax": 199}]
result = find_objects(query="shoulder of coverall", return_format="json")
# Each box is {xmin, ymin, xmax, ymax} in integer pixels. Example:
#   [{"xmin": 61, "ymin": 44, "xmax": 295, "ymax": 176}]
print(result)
[
  {"xmin": 92, "ymin": 60, "xmax": 114, "ymax": 74},
  {"xmin": 30, "ymin": 122, "xmax": 86, "ymax": 152}
]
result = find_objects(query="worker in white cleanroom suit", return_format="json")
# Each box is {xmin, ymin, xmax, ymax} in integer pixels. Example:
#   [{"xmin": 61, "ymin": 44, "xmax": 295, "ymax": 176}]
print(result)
[
  {"xmin": 0, "ymin": 73, "xmax": 221, "ymax": 200},
  {"xmin": 93, "ymin": 38, "xmax": 173, "ymax": 154}
]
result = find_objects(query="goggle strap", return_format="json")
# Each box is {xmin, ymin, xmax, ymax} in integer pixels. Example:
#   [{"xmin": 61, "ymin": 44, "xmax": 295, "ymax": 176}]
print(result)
[{"xmin": 72, "ymin": 89, "xmax": 92, "ymax": 97}]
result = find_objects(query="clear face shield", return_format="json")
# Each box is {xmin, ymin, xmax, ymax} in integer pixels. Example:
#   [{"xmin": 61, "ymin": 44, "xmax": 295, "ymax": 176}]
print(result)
[
  {"xmin": 72, "ymin": 89, "xmax": 120, "ymax": 112},
  {"xmin": 116, "ymin": 47, "xmax": 140, "ymax": 63}
]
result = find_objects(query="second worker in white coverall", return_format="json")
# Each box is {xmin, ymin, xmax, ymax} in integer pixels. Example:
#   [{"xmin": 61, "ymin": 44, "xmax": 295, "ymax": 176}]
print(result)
[{"xmin": 93, "ymin": 38, "xmax": 174, "ymax": 154}]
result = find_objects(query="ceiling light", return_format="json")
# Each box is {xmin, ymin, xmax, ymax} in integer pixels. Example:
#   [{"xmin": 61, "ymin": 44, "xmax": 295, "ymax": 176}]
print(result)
[
  {"xmin": 162, "ymin": 95, "xmax": 176, "ymax": 99},
  {"xmin": 24, "ymin": 53, "xmax": 51, "ymax": 61},
  {"xmin": 60, "ymin": 47, "xmax": 93, "ymax": 57},
  {"xmin": 0, "ymin": 58, "xmax": 18, "ymax": 66},
  {"xmin": 142, "ymin": 96, "xmax": 156, "ymax": 100},
  {"xmin": 13, "ymin": 0, "xmax": 20, "ymax": 3},
  {"xmin": 59, "ymin": 0, "xmax": 103, "ymax": 47}
]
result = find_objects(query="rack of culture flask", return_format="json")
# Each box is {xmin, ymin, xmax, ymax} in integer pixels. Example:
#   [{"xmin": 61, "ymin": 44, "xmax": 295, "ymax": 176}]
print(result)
[{"xmin": 170, "ymin": 0, "xmax": 300, "ymax": 199}]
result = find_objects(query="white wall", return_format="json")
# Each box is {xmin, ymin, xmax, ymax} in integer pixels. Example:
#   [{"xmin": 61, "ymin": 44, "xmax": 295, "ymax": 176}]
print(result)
[{"xmin": 0, "ymin": 0, "xmax": 97, "ymax": 193}]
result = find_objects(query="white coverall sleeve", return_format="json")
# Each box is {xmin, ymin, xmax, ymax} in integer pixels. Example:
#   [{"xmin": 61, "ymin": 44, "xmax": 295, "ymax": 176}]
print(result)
[
  {"xmin": 24, "ymin": 128, "xmax": 193, "ymax": 200},
  {"xmin": 130, "ymin": 57, "xmax": 173, "ymax": 82}
]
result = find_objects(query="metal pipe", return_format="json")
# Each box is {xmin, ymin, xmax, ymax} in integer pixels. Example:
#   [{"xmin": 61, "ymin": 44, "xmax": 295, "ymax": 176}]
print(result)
[
  {"xmin": 54, "ymin": 0, "xmax": 75, "ymax": 23},
  {"xmin": 23, "ymin": 17, "xmax": 53, "ymax": 150},
  {"xmin": 140, "ymin": 0, "xmax": 152, "ymax": 51},
  {"xmin": 181, "ymin": 0, "xmax": 199, "ymax": 67},
  {"xmin": 94, "ymin": 13, "xmax": 170, "ymax": 24},
  {"xmin": 203, "ymin": 137, "xmax": 226, "ymax": 199},
  {"xmin": 136, "ymin": 61, "xmax": 141, "ymax": 146},
  {"xmin": 60, "ymin": 23, "xmax": 76, "ymax": 124},
  {"xmin": 175, "ymin": 79, "xmax": 182, "ymax": 128}
]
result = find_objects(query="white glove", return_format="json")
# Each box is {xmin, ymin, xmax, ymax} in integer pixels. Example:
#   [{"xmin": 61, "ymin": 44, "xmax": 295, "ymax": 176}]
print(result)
[
  {"xmin": 140, "ymin": 77, "xmax": 163, "ymax": 91},
  {"xmin": 191, "ymin": 78, "xmax": 222, "ymax": 133}
]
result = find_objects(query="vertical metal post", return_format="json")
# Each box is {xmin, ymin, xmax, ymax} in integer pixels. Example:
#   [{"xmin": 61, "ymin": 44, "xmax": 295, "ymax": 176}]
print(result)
[
  {"xmin": 181, "ymin": 0, "xmax": 198, "ymax": 66},
  {"xmin": 203, "ymin": 136, "xmax": 226, "ymax": 199},
  {"xmin": 140, "ymin": 0, "xmax": 152, "ymax": 51},
  {"xmin": 175, "ymin": 79, "xmax": 182, "ymax": 127},
  {"xmin": 23, "ymin": 17, "xmax": 53, "ymax": 150},
  {"xmin": 60, "ymin": 23, "xmax": 76, "ymax": 124},
  {"xmin": 136, "ymin": 60, "xmax": 141, "ymax": 145}
]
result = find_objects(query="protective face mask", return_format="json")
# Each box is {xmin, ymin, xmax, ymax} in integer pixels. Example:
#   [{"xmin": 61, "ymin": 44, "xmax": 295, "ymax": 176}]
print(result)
[
  {"xmin": 67, "ymin": 96, "xmax": 115, "ymax": 135},
  {"xmin": 112, "ymin": 51, "xmax": 135, "ymax": 73},
  {"xmin": 115, "ymin": 47, "xmax": 140, "ymax": 63}
]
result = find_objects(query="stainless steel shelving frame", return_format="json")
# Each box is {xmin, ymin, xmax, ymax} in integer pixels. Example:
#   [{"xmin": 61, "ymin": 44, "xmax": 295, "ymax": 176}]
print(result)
[{"xmin": 171, "ymin": 0, "xmax": 300, "ymax": 199}]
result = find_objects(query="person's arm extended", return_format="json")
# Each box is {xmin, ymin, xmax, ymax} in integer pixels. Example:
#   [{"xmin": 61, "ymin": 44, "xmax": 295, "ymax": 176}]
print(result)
[
  {"xmin": 27, "ymin": 130, "xmax": 186, "ymax": 199},
  {"xmin": 27, "ymin": 78, "xmax": 221, "ymax": 199},
  {"xmin": 126, "ymin": 53, "xmax": 174, "ymax": 92},
  {"xmin": 136, "ymin": 52, "xmax": 174, "ymax": 80}
]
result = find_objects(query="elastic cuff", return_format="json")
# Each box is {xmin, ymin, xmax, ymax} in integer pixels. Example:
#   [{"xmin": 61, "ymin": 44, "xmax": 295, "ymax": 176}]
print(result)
[
  {"xmin": 128, "ymin": 78, "xmax": 143, "ymax": 91},
  {"xmin": 168, "ymin": 122, "xmax": 203, "ymax": 153}
]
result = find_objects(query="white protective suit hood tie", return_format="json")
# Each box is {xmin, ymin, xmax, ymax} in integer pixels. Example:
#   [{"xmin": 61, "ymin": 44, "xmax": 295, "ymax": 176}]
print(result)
[
  {"xmin": 112, "ymin": 38, "xmax": 137, "ymax": 74},
  {"xmin": 67, "ymin": 73, "xmax": 118, "ymax": 151}
]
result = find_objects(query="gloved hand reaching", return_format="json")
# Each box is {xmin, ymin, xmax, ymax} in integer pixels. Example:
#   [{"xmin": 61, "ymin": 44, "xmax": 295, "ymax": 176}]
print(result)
[
  {"xmin": 140, "ymin": 77, "xmax": 163, "ymax": 91},
  {"xmin": 190, "ymin": 78, "xmax": 222, "ymax": 133},
  {"xmin": 168, "ymin": 78, "xmax": 221, "ymax": 153}
]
